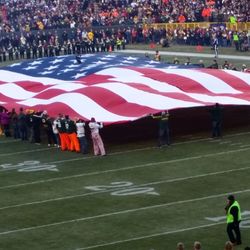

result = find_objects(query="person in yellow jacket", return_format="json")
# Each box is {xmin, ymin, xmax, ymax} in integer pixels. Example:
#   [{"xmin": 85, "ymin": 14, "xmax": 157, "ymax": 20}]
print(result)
[{"xmin": 225, "ymin": 195, "xmax": 242, "ymax": 245}]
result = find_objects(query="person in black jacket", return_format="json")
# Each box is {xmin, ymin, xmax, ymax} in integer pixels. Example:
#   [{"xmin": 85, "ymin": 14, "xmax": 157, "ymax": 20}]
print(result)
[{"xmin": 209, "ymin": 103, "xmax": 223, "ymax": 138}]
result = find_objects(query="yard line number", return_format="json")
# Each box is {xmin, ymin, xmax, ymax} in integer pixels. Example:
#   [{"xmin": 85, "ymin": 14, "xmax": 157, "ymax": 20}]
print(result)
[
  {"xmin": 0, "ymin": 161, "xmax": 58, "ymax": 172},
  {"xmin": 85, "ymin": 181, "xmax": 159, "ymax": 196}
]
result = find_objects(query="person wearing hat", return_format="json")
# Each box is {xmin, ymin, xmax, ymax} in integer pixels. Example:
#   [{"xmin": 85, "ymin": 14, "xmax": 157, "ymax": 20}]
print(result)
[{"xmin": 225, "ymin": 194, "xmax": 242, "ymax": 245}]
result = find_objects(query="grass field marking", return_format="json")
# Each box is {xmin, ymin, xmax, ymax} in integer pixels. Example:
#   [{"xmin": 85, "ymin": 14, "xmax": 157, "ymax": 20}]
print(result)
[
  {"xmin": 0, "ymin": 131, "xmax": 249, "ymax": 158},
  {"xmin": 75, "ymin": 217, "xmax": 250, "ymax": 250},
  {"xmin": 0, "ymin": 147, "xmax": 52, "ymax": 157},
  {"xmin": 1, "ymin": 164, "xmax": 250, "ymax": 211},
  {"xmin": 0, "ymin": 188, "xmax": 250, "ymax": 237},
  {"xmin": 0, "ymin": 139, "xmax": 19, "ymax": 144},
  {"xmin": 1, "ymin": 145, "xmax": 250, "ymax": 190}
]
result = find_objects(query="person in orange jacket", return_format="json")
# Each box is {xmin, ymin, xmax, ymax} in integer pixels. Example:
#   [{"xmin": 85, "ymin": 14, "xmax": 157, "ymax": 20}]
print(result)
[{"xmin": 65, "ymin": 115, "xmax": 80, "ymax": 152}]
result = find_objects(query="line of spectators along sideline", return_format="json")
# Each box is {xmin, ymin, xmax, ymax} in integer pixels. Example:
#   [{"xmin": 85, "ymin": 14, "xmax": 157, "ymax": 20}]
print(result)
[{"xmin": 0, "ymin": 25, "xmax": 249, "ymax": 64}]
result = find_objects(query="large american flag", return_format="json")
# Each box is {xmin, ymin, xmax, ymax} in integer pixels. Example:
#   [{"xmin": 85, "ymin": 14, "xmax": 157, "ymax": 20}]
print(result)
[{"xmin": 1, "ymin": 53, "xmax": 250, "ymax": 124}]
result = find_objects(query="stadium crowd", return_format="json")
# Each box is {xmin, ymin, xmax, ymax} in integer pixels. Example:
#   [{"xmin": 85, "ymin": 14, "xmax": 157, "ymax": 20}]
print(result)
[
  {"xmin": 0, "ymin": 0, "xmax": 249, "ymax": 32},
  {"xmin": 0, "ymin": 0, "xmax": 249, "ymax": 62}
]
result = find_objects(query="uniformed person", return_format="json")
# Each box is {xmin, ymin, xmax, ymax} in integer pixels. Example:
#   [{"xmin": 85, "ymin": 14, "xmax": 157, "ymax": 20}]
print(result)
[{"xmin": 225, "ymin": 194, "xmax": 242, "ymax": 245}]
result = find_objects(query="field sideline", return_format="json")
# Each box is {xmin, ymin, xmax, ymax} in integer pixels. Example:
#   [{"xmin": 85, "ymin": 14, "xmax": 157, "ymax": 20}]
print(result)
[{"xmin": 0, "ymin": 130, "xmax": 250, "ymax": 250}]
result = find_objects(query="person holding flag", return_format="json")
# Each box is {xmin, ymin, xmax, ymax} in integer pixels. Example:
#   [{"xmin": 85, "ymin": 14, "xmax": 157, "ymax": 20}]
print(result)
[
  {"xmin": 151, "ymin": 110, "xmax": 170, "ymax": 147},
  {"xmin": 89, "ymin": 118, "xmax": 106, "ymax": 156}
]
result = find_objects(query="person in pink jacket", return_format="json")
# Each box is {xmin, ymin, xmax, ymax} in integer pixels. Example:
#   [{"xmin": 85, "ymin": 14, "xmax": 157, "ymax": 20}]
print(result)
[{"xmin": 88, "ymin": 117, "xmax": 106, "ymax": 156}]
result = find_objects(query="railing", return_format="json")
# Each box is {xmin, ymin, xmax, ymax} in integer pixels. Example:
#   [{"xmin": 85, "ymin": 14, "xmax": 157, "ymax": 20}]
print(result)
[{"xmin": 146, "ymin": 22, "xmax": 250, "ymax": 31}]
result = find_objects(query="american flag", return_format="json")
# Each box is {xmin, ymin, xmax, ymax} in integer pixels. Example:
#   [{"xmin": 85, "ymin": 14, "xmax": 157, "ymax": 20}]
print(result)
[{"xmin": 0, "ymin": 53, "xmax": 250, "ymax": 124}]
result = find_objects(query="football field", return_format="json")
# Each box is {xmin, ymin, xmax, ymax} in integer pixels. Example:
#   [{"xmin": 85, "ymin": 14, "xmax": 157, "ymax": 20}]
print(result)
[{"xmin": 0, "ymin": 131, "xmax": 250, "ymax": 250}]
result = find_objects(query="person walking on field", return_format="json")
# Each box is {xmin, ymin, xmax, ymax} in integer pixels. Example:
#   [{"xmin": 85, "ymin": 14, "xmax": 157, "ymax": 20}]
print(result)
[
  {"xmin": 89, "ymin": 118, "xmax": 106, "ymax": 156},
  {"xmin": 225, "ymin": 195, "xmax": 242, "ymax": 245}
]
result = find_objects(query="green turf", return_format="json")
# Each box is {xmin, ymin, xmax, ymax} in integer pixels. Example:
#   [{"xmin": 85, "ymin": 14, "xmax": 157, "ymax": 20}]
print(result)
[{"xmin": 0, "ymin": 131, "xmax": 250, "ymax": 250}]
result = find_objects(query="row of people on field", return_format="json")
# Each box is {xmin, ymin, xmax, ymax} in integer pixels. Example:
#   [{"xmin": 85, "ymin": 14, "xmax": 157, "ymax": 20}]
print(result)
[
  {"xmin": 152, "ymin": 51, "xmax": 249, "ymax": 72},
  {"xmin": 176, "ymin": 240, "xmax": 250, "ymax": 249},
  {"xmin": 0, "ymin": 107, "xmax": 106, "ymax": 156}
]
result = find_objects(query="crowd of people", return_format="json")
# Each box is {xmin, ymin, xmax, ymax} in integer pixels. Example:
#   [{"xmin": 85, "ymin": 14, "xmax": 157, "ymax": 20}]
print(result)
[
  {"xmin": 0, "ymin": 25, "xmax": 249, "ymax": 64},
  {"xmin": 0, "ymin": 0, "xmax": 249, "ymax": 63},
  {"xmin": 0, "ymin": 107, "xmax": 106, "ymax": 156},
  {"xmin": 0, "ymin": 0, "xmax": 249, "ymax": 33}
]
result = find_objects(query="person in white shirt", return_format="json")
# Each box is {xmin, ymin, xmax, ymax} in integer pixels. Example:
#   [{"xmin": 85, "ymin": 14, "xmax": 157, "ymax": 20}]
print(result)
[
  {"xmin": 88, "ymin": 117, "xmax": 106, "ymax": 156},
  {"xmin": 76, "ymin": 119, "xmax": 88, "ymax": 154}
]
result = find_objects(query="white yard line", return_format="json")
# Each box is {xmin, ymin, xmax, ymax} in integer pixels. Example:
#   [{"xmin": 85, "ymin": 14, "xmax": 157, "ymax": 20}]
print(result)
[
  {"xmin": 0, "ymin": 188, "xmax": 249, "ymax": 237},
  {"xmin": 0, "ymin": 131, "xmax": 249, "ymax": 158},
  {"xmin": 75, "ymin": 217, "xmax": 250, "ymax": 250},
  {"xmin": 0, "ymin": 147, "xmax": 52, "ymax": 157},
  {"xmin": 1, "ymin": 146, "xmax": 250, "ymax": 190},
  {"xmin": 0, "ymin": 165, "xmax": 250, "ymax": 211}
]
